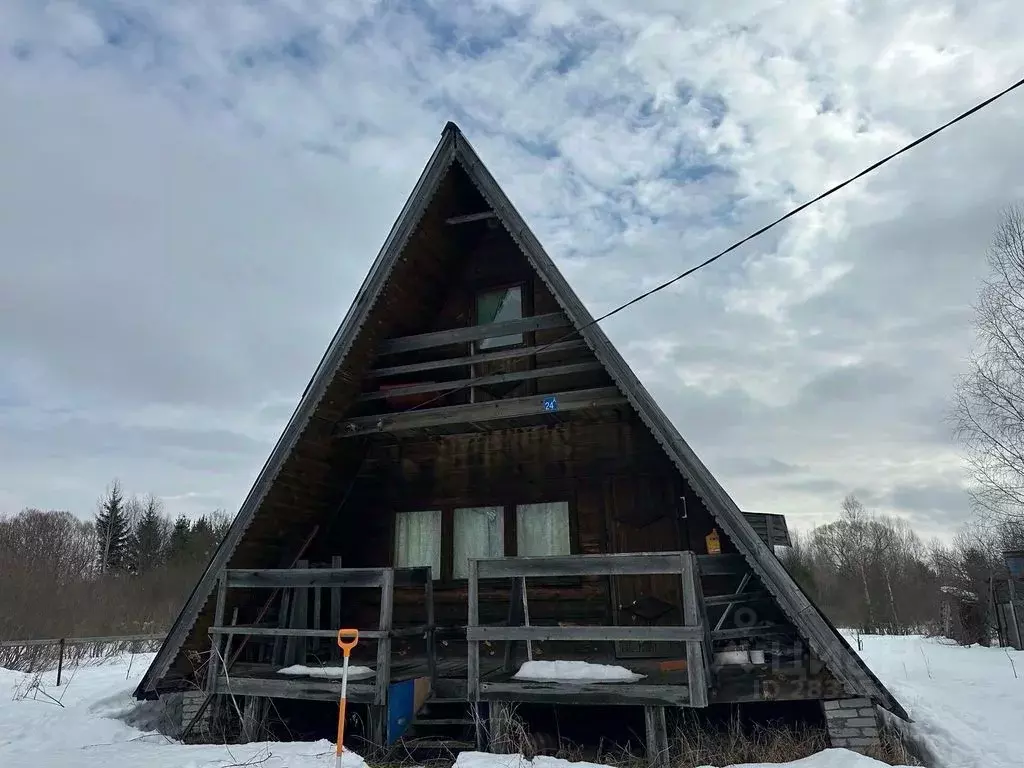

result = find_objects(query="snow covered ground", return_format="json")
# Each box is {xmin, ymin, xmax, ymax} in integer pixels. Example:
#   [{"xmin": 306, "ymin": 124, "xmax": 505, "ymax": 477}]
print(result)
[
  {"xmin": 852, "ymin": 632, "xmax": 1023, "ymax": 768},
  {"xmin": 0, "ymin": 634, "xmax": 1019, "ymax": 767}
]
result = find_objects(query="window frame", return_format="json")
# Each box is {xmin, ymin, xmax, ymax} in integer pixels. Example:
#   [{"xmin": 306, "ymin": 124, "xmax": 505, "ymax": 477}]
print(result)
[
  {"xmin": 473, "ymin": 282, "xmax": 528, "ymax": 352},
  {"xmin": 390, "ymin": 496, "xmax": 578, "ymax": 584}
]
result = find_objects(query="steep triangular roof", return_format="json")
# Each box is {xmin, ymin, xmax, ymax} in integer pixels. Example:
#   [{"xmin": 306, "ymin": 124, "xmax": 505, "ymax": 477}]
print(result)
[{"xmin": 135, "ymin": 122, "xmax": 906, "ymax": 719}]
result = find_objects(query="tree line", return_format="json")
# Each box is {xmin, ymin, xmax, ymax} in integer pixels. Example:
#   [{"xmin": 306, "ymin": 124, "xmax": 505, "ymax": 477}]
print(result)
[
  {"xmin": 779, "ymin": 493, "xmax": 1024, "ymax": 640},
  {"xmin": 0, "ymin": 480, "xmax": 230, "ymax": 641}
]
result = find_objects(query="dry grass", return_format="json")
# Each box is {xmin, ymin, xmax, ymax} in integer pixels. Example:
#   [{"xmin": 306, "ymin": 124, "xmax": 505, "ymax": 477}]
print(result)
[{"xmin": 367, "ymin": 706, "xmax": 925, "ymax": 768}]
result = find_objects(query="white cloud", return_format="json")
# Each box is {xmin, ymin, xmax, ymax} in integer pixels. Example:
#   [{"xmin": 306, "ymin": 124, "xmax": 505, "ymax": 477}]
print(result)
[{"xmin": 2, "ymin": 0, "xmax": 1023, "ymax": 537}]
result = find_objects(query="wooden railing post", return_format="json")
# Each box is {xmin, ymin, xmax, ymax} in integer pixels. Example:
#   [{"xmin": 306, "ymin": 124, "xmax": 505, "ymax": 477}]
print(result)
[
  {"xmin": 679, "ymin": 553, "xmax": 709, "ymax": 707},
  {"xmin": 467, "ymin": 558, "xmax": 482, "ymax": 749},
  {"xmin": 56, "ymin": 638, "xmax": 65, "ymax": 686},
  {"xmin": 204, "ymin": 573, "xmax": 228, "ymax": 725},
  {"xmin": 424, "ymin": 569, "xmax": 436, "ymax": 685}
]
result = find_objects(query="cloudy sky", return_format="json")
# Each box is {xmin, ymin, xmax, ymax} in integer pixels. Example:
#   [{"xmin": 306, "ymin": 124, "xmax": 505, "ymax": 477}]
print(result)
[{"xmin": 2, "ymin": 1, "xmax": 1023, "ymax": 540}]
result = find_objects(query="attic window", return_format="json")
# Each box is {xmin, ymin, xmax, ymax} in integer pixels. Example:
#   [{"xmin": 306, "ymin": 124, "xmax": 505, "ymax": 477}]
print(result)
[{"xmin": 476, "ymin": 285, "xmax": 523, "ymax": 350}]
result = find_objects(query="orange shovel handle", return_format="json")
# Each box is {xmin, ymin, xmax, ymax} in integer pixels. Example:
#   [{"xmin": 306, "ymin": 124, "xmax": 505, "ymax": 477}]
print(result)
[{"xmin": 337, "ymin": 628, "xmax": 359, "ymax": 656}]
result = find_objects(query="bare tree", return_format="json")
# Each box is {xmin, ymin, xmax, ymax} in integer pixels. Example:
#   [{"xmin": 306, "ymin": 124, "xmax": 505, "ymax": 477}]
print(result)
[{"xmin": 953, "ymin": 203, "xmax": 1024, "ymax": 528}]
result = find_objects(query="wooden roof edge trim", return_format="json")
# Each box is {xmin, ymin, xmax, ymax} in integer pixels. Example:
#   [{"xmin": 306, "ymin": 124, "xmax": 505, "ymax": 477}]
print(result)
[
  {"xmin": 133, "ymin": 126, "xmax": 460, "ymax": 700},
  {"xmin": 450, "ymin": 131, "xmax": 909, "ymax": 721}
]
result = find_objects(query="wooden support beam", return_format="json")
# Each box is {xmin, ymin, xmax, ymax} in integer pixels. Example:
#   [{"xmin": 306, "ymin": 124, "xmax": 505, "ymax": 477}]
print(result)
[
  {"xmin": 446, "ymin": 211, "xmax": 498, "ymax": 225},
  {"xmin": 467, "ymin": 559, "xmax": 481, "ymax": 703},
  {"xmin": 378, "ymin": 313, "xmax": 570, "ymax": 354},
  {"xmin": 644, "ymin": 706, "xmax": 670, "ymax": 768},
  {"xmin": 375, "ymin": 569, "xmax": 394, "ymax": 708},
  {"xmin": 711, "ymin": 623, "xmax": 793, "ymax": 641},
  {"xmin": 271, "ymin": 590, "xmax": 291, "ymax": 665},
  {"xmin": 285, "ymin": 559, "xmax": 308, "ymax": 665},
  {"xmin": 467, "ymin": 625, "xmax": 704, "ymax": 642},
  {"xmin": 338, "ymin": 387, "xmax": 626, "ymax": 437},
  {"xmin": 357, "ymin": 360, "xmax": 604, "ymax": 402},
  {"xmin": 425, "ymin": 574, "xmax": 436, "ymax": 685},
  {"xmin": 368, "ymin": 339, "xmax": 589, "ymax": 379},
  {"xmin": 684, "ymin": 552, "xmax": 713, "ymax": 687},
  {"xmin": 330, "ymin": 555, "xmax": 343, "ymax": 635},
  {"xmin": 489, "ymin": 700, "xmax": 512, "ymax": 753},
  {"xmin": 704, "ymin": 590, "xmax": 770, "ymax": 606},
  {"xmin": 502, "ymin": 576, "xmax": 523, "ymax": 673},
  {"xmin": 205, "ymin": 575, "xmax": 228, "ymax": 695}
]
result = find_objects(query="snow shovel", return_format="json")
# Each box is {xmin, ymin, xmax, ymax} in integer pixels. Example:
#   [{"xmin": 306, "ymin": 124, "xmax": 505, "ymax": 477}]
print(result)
[{"xmin": 335, "ymin": 628, "xmax": 359, "ymax": 766}]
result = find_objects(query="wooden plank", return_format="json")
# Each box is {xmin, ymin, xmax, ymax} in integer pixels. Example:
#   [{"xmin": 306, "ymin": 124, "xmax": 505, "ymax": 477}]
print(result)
[
  {"xmin": 224, "ymin": 566, "xmax": 431, "ymax": 589},
  {"xmin": 467, "ymin": 559, "xmax": 480, "ymax": 702},
  {"xmin": 476, "ymin": 552, "xmax": 688, "ymax": 579},
  {"xmin": 208, "ymin": 626, "xmax": 423, "ymax": 639},
  {"xmin": 446, "ymin": 211, "xmax": 498, "ymax": 224},
  {"xmin": 479, "ymin": 681, "xmax": 691, "ymax": 707},
  {"xmin": 330, "ymin": 555, "xmax": 343, "ymax": 633},
  {"xmin": 338, "ymin": 387, "xmax": 626, "ymax": 436},
  {"xmin": 367, "ymin": 339, "xmax": 588, "ymax": 378},
  {"xmin": 375, "ymin": 569, "xmax": 394, "ymax": 707},
  {"xmin": 704, "ymin": 590, "xmax": 770, "ymax": 607},
  {"xmin": 356, "ymin": 361, "xmax": 604, "ymax": 402},
  {"xmin": 680, "ymin": 553, "xmax": 708, "ymax": 708},
  {"xmin": 378, "ymin": 313, "xmax": 570, "ymax": 354},
  {"xmin": 216, "ymin": 675, "xmax": 377, "ymax": 703},
  {"xmin": 467, "ymin": 625, "xmax": 704, "ymax": 642},
  {"xmin": 644, "ymin": 706, "xmax": 670, "ymax": 768},
  {"xmin": 711, "ymin": 624, "xmax": 793, "ymax": 641}
]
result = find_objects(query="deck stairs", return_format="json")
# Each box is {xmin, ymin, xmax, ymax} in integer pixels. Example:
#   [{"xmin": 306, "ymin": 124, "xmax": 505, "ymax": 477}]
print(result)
[{"xmin": 393, "ymin": 696, "xmax": 477, "ymax": 756}]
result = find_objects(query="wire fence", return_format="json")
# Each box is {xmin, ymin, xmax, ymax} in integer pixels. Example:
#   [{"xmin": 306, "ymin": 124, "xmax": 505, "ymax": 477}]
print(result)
[{"xmin": 0, "ymin": 632, "xmax": 165, "ymax": 683}]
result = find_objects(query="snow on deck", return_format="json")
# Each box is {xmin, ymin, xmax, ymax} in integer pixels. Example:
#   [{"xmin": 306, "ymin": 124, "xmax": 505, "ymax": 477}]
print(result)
[
  {"xmin": 513, "ymin": 660, "xmax": 645, "ymax": 682},
  {"xmin": 277, "ymin": 664, "xmax": 375, "ymax": 680}
]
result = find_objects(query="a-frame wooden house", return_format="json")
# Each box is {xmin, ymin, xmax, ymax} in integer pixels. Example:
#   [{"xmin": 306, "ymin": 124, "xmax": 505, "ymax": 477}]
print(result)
[{"xmin": 135, "ymin": 122, "xmax": 906, "ymax": 760}]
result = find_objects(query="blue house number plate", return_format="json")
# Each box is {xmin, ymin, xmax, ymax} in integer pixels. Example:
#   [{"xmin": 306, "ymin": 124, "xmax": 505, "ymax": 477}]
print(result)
[{"xmin": 542, "ymin": 395, "xmax": 558, "ymax": 412}]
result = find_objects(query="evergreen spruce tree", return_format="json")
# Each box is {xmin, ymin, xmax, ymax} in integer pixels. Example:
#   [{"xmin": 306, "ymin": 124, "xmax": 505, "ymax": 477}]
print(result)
[
  {"xmin": 166, "ymin": 514, "xmax": 192, "ymax": 565},
  {"xmin": 129, "ymin": 495, "xmax": 167, "ymax": 574},
  {"xmin": 95, "ymin": 480, "xmax": 131, "ymax": 575}
]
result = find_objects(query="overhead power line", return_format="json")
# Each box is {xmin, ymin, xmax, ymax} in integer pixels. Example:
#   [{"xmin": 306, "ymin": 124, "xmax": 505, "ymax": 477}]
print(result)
[{"xmin": 400, "ymin": 71, "xmax": 1024, "ymax": 414}]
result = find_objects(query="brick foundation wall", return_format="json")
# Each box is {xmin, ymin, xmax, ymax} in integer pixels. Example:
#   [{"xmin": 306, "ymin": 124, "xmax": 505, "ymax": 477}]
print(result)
[
  {"xmin": 180, "ymin": 691, "xmax": 212, "ymax": 739},
  {"xmin": 823, "ymin": 697, "xmax": 880, "ymax": 753}
]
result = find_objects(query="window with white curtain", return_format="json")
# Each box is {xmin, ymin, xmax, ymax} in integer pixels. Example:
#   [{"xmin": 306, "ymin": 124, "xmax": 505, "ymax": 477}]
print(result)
[
  {"xmin": 393, "ymin": 509, "xmax": 442, "ymax": 580},
  {"xmin": 453, "ymin": 506, "xmax": 505, "ymax": 578},
  {"xmin": 516, "ymin": 501, "xmax": 571, "ymax": 556}
]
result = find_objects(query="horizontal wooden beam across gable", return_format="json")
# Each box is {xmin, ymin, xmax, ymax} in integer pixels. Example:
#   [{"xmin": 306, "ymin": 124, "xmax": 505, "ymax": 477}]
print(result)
[
  {"xmin": 377, "ymin": 312, "xmax": 570, "ymax": 354},
  {"xmin": 367, "ymin": 339, "xmax": 589, "ymax": 378},
  {"xmin": 337, "ymin": 386, "xmax": 626, "ymax": 436},
  {"xmin": 356, "ymin": 360, "xmax": 605, "ymax": 402}
]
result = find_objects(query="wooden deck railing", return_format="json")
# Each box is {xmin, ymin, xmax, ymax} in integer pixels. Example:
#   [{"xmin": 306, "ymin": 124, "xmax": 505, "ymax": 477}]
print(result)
[
  {"xmin": 465, "ymin": 551, "xmax": 713, "ymax": 708},
  {"xmin": 206, "ymin": 564, "xmax": 434, "ymax": 736}
]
